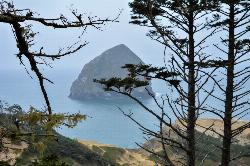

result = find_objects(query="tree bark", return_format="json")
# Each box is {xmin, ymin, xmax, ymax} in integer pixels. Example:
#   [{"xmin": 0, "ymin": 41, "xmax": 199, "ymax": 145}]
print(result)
[
  {"xmin": 221, "ymin": 3, "xmax": 235, "ymax": 166},
  {"xmin": 187, "ymin": 9, "xmax": 196, "ymax": 166}
]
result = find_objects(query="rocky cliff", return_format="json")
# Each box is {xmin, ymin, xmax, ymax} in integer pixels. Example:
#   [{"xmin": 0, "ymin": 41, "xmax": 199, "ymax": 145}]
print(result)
[{"xmin": 69, "ymin": 44, "xmax": 154, "ymax": 100}]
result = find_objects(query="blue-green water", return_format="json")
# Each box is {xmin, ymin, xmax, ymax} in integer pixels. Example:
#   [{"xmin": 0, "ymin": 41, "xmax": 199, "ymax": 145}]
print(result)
[
  {"xmin": 2, "ymin": 69, "xmax": 249, "ymax": 148},
  {"xmin": 0, "ymin": 69, "xmax": 161, "ymax": 148}
]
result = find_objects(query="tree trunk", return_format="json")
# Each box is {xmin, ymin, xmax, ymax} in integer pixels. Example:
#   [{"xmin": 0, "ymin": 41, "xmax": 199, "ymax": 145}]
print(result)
[
  {"xmin": 221, "ymin": 3, "xmax": 235, "ymax": 166},
  {"xmin": 187, "ymin": 9, "xmax": 196, "ymax": 166}
]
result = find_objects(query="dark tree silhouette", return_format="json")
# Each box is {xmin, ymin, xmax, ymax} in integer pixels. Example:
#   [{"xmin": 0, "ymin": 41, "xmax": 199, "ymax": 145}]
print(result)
[
  {"xmin": 96, "ymin": 1, "xmax": 223, "ymax": 165},
  {"xmin": 206, "ymin": 1, "xmax": 250, "ymax": 165},
  {"xmin": 128, "ymin": 1, "xmax": 221, "ymax": 165}
]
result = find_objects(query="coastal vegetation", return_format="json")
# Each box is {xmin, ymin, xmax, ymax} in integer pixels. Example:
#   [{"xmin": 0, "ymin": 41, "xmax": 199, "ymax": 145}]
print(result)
[{"xmin": 0, "ymin": 0, "xmax": 249, "ymax": 166}]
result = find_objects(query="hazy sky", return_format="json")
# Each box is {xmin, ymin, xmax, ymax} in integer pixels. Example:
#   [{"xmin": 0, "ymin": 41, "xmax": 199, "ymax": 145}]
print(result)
[{"xmin": 0, "ymin": 0, "xmax": 164, "ymax": 71}]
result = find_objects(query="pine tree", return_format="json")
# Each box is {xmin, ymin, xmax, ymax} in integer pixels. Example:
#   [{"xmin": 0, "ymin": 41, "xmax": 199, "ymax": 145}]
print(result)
[
  {"xmin": 208, "ymin": 1, "xmax": 250, "ymax": 165},
  {"xmin": 129, "ymin": 1, "xmax": 220, "ymax": 165},
  {"xmin": 97, "ymin": 1, "xmax": 220, "ymax": 165}
]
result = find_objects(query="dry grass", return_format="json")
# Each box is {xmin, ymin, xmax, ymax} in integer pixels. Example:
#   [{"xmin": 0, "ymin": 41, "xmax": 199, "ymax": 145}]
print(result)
[
  {"xmin": 195, "ymin": 119, "xmax": 250, "ymax": 145},
  {"xmin": 0, "ymin": 138, "xmax": 28, "ymax": 165},
  {"xmin": 79, "ymin": 140, "xmax": 156, "ymax": 166}
]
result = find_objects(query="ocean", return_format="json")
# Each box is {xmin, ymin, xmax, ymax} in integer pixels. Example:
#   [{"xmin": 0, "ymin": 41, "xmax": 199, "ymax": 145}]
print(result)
[
  {"xmin": 0, "ymin": 69, "xmax": 162, "ymax": 148},
  {"xmin": 2, "ymin": 69, "xmax": 247, "ymax": 148}
]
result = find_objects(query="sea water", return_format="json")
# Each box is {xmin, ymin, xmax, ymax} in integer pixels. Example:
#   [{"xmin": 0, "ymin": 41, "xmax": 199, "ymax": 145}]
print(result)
[
  {"xmin": 2, "ymin": 69, "xmax": 241, "ymax": 148},
  {"xmin": 0, "ymin": 69, "xmax": 161, "ymax": 148}
]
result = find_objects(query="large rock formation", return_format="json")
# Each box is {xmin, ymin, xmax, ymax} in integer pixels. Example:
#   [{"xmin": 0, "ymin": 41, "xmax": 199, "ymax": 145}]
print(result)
[{"xmin": 69, "ymin": 44, "xmax": 154, "ymax": 100}]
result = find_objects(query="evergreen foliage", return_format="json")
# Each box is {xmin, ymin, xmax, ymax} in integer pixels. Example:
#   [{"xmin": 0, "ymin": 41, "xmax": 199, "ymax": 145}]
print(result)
[{"xmin": 95, "ymin": 63, "xmax": 180, "ymax": 94}]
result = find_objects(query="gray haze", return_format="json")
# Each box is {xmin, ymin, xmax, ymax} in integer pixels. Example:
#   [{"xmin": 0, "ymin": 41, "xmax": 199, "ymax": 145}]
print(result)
[{"xmin": 0, "ymin": 0, "xmax": 164, "ymax": 72}]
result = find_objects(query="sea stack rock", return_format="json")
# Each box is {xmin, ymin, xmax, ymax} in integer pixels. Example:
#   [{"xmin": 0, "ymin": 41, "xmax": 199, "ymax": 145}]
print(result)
[{"xmin": 69, "ymin": 44, "xmax": 154, "ymax": 100}]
